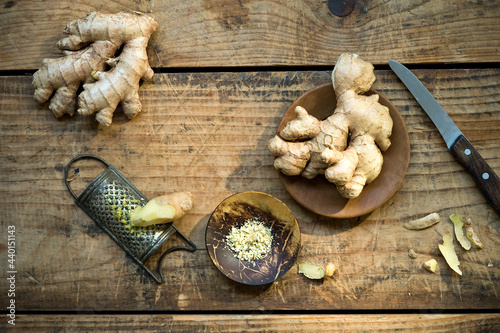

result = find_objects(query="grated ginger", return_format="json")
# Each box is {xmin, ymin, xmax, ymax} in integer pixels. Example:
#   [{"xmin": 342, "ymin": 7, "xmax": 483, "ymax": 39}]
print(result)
[{"xmin": 225, "ymin": 219, "xmax": 273, "ymax": 263}]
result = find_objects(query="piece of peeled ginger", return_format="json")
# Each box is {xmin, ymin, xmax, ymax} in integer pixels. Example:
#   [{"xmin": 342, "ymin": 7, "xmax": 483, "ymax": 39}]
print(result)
[
  {"xmin": 298, "ymin": 262, "xmax": 326, "ymax": 280},
  {"xmin": 438, "ymin": 233, "xmax": 462, "ymax": 275},
  {"xmin": 325, "ymin": 262, "xmax": 336, "ymax": 277},
  {"xmin": 423, "ymin": 259, "xmax": 437, "ymax": 273},
  {"xmin": 130, "ymin": 192, "xmax": 193, "ymax": 227}
]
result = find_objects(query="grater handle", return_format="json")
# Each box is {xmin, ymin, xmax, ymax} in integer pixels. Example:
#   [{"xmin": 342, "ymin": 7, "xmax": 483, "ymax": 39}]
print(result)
[
  {"xmin": 64, "ymin": 154, "xmax": 110, "ymax": 199},
  {"xmin": 153, "ymin": 225, "xmax": 197, "ymax": 283}
]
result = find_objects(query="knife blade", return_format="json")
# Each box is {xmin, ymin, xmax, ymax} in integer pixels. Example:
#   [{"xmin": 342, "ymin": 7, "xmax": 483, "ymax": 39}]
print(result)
[{"xmin": 389, "ymin": 59, "xmax": 500, "ymax": 215}]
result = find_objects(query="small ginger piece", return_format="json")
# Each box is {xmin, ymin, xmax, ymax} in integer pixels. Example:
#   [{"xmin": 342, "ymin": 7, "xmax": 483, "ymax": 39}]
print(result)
[
  {"xmin": 408, "ymin": 249, "xmax": 418, "ymax": 259},
  {"xmin": 269, "ymin": 53, "xmax": 393, "ymax": 199},
  {"xmin": 298, "ymin": 262, "xmax": 326, "ymax": 280},
  {"xmin": 325, "ymin": 262, "xmax": 336, "ymax": 277},
  {"xmin": 449, "ymin": 213, "xmax": 471, "ymax": 250},
  {"xmin": 130, "ymin": 192, "xmax": 193, "ymax": 227},
  {"xmin": 402, "ymin": 213, "xmax": 440, "ymax": 230},
  {"xmin": 438, "ymin": 233, "xmax": 462, "ymax": 275},
  {"xmin": 464, "ymin": 217, "xmax": 484, "ymax": 249},
  {"xmin": 423, "ymin": 259, "xmax": 438, "ymax": 273},
  {"xmin": 32, "ymin": 12, "xmax": 158, "ymax": 126}
]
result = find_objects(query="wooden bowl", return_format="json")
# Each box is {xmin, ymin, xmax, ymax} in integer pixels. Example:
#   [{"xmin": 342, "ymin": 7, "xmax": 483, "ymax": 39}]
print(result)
[
  {"xmin": 276, "ymin": 84, "xmax": 410, "ymax": 219},
  {"xmin": 205, "ymin": 192, "xmax": 301, "ymax": 285}
]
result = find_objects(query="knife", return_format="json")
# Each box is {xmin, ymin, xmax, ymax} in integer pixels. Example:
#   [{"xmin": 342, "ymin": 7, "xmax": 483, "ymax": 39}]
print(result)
[{"xmin": 389, "ymin": 59, "xmax": 500, "ymax": 215}]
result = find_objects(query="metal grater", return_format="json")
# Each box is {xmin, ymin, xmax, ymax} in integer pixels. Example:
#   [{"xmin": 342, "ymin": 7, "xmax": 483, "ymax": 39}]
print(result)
[{"xmin": 64, "ymin": 154, "xmax": 196, "ymax": 283}]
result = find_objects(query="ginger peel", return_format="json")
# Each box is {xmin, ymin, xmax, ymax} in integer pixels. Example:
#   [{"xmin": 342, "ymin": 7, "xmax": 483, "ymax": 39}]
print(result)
[
  {"xmin": 269, "ymin": 53, "xmax": 393, "ymax": 199},
  {"xmin": 438, "ymin": 233, "xmax": 462, "ymax": 275},
  {"xmin": 449, "ymin": 213, "xmax": 472, "ymax": 250},
  {"xmin": 464, "ymin": 217, "xmax": 484, "ymax": 249},
  {"xmin": 32, "ymin": 12, "xmax": 158, "ymax": 126},
  {"xmin": 403, "ymin": 213, "xmax": 441, "ymax": 230}
]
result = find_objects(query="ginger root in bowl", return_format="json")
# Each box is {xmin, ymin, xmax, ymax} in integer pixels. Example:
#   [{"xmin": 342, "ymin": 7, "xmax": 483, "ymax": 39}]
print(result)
[{"xmin": 269, "ymin": 53, "xmax": 393, "ymax": 199}]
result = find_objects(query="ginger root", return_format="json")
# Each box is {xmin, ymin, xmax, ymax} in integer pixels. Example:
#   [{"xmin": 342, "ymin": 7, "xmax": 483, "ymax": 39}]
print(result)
[
  {"xmin": 32, "ymin": 12, "xmax": 158, "ymax": 126},
  {"xmin": 268, "ymin": 53, "xmax": 393, "ymax": 198},
  {"xmin": 130, "ymin": 192, "xmax": 194, "ymax": 227}
]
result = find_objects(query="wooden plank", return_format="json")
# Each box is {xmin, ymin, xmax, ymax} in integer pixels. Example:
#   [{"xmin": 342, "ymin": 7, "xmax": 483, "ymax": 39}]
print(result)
[
  {"xmin": 7, "ymin": 314, "xmax": 500, "ymax": 332},
  {"xmin": 0, "ymin": 69, "xmax": 499, "ymax": 312},
  {"xmin": 1, "ymin": 0, "xmax": 500, "ymax": 70}
]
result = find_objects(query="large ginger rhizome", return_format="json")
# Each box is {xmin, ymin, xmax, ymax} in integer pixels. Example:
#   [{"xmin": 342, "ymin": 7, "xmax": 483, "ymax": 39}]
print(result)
[{"xmin": 32, "ymin": 12, "xmax": 158, "ymax": 127}]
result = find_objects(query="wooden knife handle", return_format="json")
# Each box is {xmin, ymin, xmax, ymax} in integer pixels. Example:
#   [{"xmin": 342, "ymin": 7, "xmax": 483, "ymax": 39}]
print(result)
[{"xmin": 450, "ymin": 135, "xmax": 500, "ymax": 215}]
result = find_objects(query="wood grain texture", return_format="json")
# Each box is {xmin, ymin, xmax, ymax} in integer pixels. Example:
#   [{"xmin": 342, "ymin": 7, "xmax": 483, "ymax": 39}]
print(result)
[
  {"xmin": 1, "ymin": 0, "xmax": 500, "ymax": 70},
  {"xmin": 0, "ymin": 69, "xmax": 499, "ymax": 312},
  {"xmin": 9, "ymin": 314, "xmax": 500, "ymax": 332}
]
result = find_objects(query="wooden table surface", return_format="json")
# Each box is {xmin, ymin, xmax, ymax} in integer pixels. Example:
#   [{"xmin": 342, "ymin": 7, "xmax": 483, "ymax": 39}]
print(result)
[{"xmin": 1, "ymin": 0, "xmax": 499, "ymax": 331}]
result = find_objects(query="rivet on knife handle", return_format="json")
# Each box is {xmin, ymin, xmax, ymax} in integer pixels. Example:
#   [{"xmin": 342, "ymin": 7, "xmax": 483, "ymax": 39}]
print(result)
[{"xmin": 450, "ymin": 135, "xmax": 500, "ymax": 214}]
